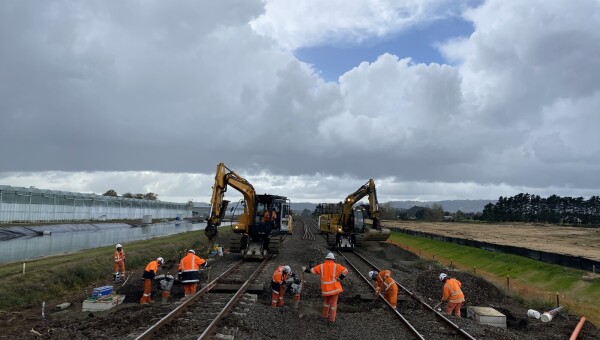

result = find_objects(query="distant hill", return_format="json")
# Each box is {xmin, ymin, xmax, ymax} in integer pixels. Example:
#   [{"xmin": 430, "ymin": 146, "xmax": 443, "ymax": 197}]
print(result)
[{"xmin": 291, "ymin": 200, "xmax": 495, "ymax": 214}]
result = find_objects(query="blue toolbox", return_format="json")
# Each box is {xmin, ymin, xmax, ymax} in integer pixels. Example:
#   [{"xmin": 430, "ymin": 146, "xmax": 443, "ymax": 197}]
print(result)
[{"xmin": 91, "ymin": 285, "xmax": 113, "ymax": 298}]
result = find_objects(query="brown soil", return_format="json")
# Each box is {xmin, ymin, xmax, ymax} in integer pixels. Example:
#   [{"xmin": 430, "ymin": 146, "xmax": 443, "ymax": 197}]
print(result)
[
  {"xmin": 1, "ymin": 219, "xmax": 599, "ymax": 339},
  {"xmin": 385, "ymin": 221, "xmax": 600, "ymax": 261}
]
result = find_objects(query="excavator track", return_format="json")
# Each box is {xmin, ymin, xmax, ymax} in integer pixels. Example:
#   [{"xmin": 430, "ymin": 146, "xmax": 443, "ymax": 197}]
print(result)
[{"xmin": 268, "ymin": 235, "xmax": 281, "ymax": 254}]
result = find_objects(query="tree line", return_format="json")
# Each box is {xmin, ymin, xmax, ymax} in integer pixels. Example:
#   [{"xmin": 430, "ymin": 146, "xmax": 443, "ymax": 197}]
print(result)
[
  {"xmin": 482, "ymin": 193, "xmax": 600, "ymax": 225},
  {"xmin": 102, "ymin": 189, "xmax": 158, "ymax": 201}
]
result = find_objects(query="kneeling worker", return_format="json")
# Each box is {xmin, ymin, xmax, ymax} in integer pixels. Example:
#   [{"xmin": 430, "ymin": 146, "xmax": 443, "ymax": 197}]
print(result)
[
  {"xmin": 369, "ymin": 270, "xmax": 398, "ymax": 309},
  {"xmin": 271, "ymin": 265, "xmax": 294, "ymax": 307},
  {"xmin": 140, "ymin": 257, "xmax": 164, "ymax": 304},
  {"xmin": 179, "ymin": 249, "xmax": 208, "ymax": 298}
]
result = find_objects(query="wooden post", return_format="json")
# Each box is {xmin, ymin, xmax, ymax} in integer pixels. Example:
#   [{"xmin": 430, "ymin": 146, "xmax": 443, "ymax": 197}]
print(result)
[
  {"xmin": 450, "ymin": 259, "xmax": 453, "ymax": 267},
  {"xmin": 433, "ymin": 254, "xmax": 436, "ymax": 261},
  {"xmin": 593, "ymin": 265, "xmax": 596, "ymax": 273},
  {"xmin": 506, "ymin": 275, "xmax": 510, "ymax": 292},
  {"xmin": 556, "ymin": 293, "xmax": 560, "ymax": 308},
  {"xmin": 22, "ymin": 263, "xmax": 26, "ymax": 275},
  {"xmin": 473, "ymin": 267, "xmax": 476, "ymax": 274}
]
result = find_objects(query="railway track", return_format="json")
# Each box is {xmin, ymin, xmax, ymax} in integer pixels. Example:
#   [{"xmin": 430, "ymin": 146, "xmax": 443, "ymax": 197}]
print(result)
[
  {"xmin": 303, "ymin": 218, "xmax": 476, "ymax": 339},
  {"xmin": 134, "ymin": 257, "xmax": 269, "ymax": 340},
  {"xmin": 340, "ymin": 249, "xmax": 477, "ymax": 339}
]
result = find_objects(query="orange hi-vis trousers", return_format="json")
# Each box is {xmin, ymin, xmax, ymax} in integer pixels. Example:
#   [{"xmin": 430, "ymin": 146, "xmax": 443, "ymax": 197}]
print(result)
[
  {"xmin": 322, "ymin": 294, "xmax": 339, "ymax": 322},
  {"xmin": 271, "ymin": 285, "xmax": 285, "ymax": 307},
  {"xmin": 183, "ymin": 283, "xmax": 198, "ymax": 297},
  {"xmin": 140, "ymin": 279, "xmax": 152, "ymax": 304}
]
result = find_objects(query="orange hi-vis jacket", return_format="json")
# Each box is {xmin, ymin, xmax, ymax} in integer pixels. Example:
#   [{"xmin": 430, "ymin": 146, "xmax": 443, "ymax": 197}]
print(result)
[
  {"xmin": 375, "ymin": 270, "xmax": 396, "ymax": 293},
  {"xmin": 179, "ymin": 253, "xmax": 207, "ymax": 283},
  {"xmin": 311, "ymin": 259, "xmax": 349, "ymax": 296},
  {"xmin": 443, "ymin": 278, "xmax": 465, "ymax": 303},
  {"xmin": 143, "ymin": 260, "xmax": 159, "ymax": 280},
  {"xmin": 272, "ymin": 265, "xmax": 290, "ymax": 284},
  {"xmin": 114, "ymin": 250, "xmax": 125, "ymax": 263}
]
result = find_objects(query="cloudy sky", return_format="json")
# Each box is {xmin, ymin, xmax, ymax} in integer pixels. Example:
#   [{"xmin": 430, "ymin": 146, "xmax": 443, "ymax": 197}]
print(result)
[{"xmin": 1, "ymin": 0, "xmax": 600, "ymax": 204}]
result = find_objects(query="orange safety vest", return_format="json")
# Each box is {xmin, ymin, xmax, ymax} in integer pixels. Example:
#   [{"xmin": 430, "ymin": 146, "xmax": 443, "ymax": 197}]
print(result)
[
  {"xmin": 114, "ymin": 250, "xmax": 125, "ymax": 263},
  {"xmin": 262, "ymin": 210, "xmax": 270, "ymax": 223},
  {"xmin": 143, "ymin": 260, "xmax": 159, "ymax": 279},
  {"xmin": 443, "ymin": 278, "xmax": 465, "ymax": 303},
  {"xmin": 272, "ymin": 265, "xmax": 289, "ymax": 284},
  {"xmin": 375, "ymin": 270, "xmax": 396, "ymax": 293},
  {"xmin": 310, "ymin": 259, "xmax": 349, "ymax": 296},
  {"xmin": 179, "ymin": 253, "xmax": 206, "ymax": 272}
]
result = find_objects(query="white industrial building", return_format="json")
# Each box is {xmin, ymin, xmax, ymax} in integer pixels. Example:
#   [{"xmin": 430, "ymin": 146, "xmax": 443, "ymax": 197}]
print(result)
[{"xmin": 0, "ymin": 185, "xmax": 192, "ymax": 223}]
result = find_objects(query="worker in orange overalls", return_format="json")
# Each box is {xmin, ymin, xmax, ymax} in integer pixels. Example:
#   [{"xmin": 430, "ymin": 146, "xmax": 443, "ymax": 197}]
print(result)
[
  {"xmin": 304, "ymin": 252, "xmax": 349, "ymax": 323},
  {"xmin": 439, "ymin": 273, "xmax": 465, "ymax": 317},
  {"xmin": 271, "ymin": 265, "xmax": 294, "ymax": 307},
  {"xmin": 113, "ymin": 243, "xmax": 126, "ymax": 282},
  {"xmin": 369, "ymin": 270, "xmax": 398, "ymax": 309},
  {"xmin": 178, "ymin": 249, "xmax": 208, "ymax": 298},
  {"xmin": 261, "ymin": 209, "xmax": 270, "ymax": 223},
  {"xmin": 140, "ymin": 257, "xmax": 163, "ymax": 304}
]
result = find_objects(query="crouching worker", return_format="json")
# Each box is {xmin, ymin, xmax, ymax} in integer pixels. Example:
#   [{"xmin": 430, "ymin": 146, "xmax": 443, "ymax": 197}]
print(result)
[
  {"xmin": 271, "ymin": 265, "xmax": 294, "ymax": 307},
  {"xmin": 178, "ymin": 249, "xmax": 208, "ymax": 298},
  {"xmin": 369, "ymin": 270, "xmax": 398, "ymax": 309},
  {"xmin": 303, "ymin": 252, "xmax": 348, "ymax": 323},
  {"xmin": 439, "ymin": 273, "xmax": 465, "ymax": 317},
  {"xmin": 140, "ymin": 257, "xmax": 164, "ymax": 304}
]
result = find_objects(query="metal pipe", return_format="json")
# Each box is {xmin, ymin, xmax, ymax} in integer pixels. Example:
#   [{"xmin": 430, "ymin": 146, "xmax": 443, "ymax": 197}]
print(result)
[{"xmin": 569, "ymin": 317, "xmax": 586, "ymax": 340}]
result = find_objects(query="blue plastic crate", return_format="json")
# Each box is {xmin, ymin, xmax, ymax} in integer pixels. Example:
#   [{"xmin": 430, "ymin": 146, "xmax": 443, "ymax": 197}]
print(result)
[{"xmin": 92, "ymin": 285, "xmax": 113, "ymax": 298}]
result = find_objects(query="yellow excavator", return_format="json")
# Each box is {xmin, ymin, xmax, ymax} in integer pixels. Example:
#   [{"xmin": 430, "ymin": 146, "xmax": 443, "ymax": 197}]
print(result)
[
  {"xmin": 205, "ymin": 163, "xmax": 292, "ymax": 259},
  {"xmin": 318, "ymin": 179, "xmax": 390, "ymax": 250}
]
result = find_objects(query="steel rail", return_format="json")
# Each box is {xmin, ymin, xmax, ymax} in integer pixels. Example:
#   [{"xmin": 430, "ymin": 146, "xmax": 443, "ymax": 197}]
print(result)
[
  {"xmin": 336, "ymin": 250, "xmax": 426, "ymax": 340},
  {"xmin": 351, "ymin": 250, "xmax": 477, "ymax": 340},
  {"xmin": 135, "ymin": 259, "xmax": 244, "ymax": 340},
  {"xmin": 198, "ymin": 257, "xmax": 270, "ymax": 340}
]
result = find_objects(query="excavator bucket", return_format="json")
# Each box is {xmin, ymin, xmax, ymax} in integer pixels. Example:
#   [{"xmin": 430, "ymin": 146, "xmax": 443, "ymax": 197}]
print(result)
[{"xmin": 364, "ymin": 227, "xmax": 391, "ymax": 242}]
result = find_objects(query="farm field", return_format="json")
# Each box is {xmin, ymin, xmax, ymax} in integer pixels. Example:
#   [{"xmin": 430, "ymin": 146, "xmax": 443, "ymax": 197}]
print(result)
[{"xmin": 384, "ymin": 221, "xmax": 600, "ymax": 261}]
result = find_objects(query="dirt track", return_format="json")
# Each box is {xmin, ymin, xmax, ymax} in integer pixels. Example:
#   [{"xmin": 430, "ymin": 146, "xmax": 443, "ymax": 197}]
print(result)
[{"xmin": 385, "ymin": 221, "xmax": 600, "ymax": 261}]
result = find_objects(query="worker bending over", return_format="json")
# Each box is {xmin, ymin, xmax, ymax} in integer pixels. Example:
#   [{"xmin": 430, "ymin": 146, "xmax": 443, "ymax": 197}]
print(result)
[
  {"xmin": 140, "ymin": 257, "xmax": 164, "ymax": 304},
  {"xmin": 304, "ymin": 252, "xmax": 349, "ymax": 323},
  {"xmin": 179, "ymin": 249, "xmax": 208, "ymax": 298},
  {"xmin": 369, "ymin": 270, "xmax": 398, "ymax": 309},
  {"xmin": 271, "ymin": 265, "xmax": 294, "ymax": 307},
  {"xmin": 113, "ymin": 243, "xmax": 126, "ymax": 282},
  {"xmin": 439, "ymin": 273, "xmax": 465, "ymax": 317}
]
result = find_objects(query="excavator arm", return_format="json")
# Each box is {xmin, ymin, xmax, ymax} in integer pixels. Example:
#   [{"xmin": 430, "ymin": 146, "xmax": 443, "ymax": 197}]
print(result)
[
  {"xmin": 340, "ymin": 179, "xmax": 381, "ymax": 232},
  {"xmin": 205, "ymin": 163, "xmax": 256, "ymax": 243}
]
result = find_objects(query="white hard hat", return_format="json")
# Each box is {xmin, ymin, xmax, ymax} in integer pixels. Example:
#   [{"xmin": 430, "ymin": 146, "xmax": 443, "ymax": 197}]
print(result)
[
  {"xmin": 326, "ymin": 252, "xmax": 335, "ymax": 260},
  {"xmin": 116, "ymin": 244, "xmax": 122, "ymax": 249},
  {"xmin": 157, "ymin": 257, "xmax": 164, "ymax": 264},
  {"xmin": 368, "ymin": 271, "xmax": 377, "ymax": 279},
  {"xmin": 283, "ymin": 265, "xmax": 291, "ymax": 274},
  {"xmin": 188, "ymin": 249, "xmax": 195, "ymax": 254},
  {"xmin": 439, "ymin": 273, "xmax": 447, "ymax": 281}
]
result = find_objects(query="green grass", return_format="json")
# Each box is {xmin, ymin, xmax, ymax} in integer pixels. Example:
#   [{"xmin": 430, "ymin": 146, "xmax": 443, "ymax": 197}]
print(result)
[
  {"xmin": 389, "ymin": 231, "xmax": 600, "ymax": 323},
  {"xmin": 0, "ymin": 227, "xmax": 232, "ymax": 310}
]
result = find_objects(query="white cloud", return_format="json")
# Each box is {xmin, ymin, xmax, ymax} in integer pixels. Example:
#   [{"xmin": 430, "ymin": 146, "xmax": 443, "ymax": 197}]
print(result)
[
  {"xmin": 250, "ymin": 0, "xmax": 469, "ymax": 50},
  {"xmin": 1, "ymin": 0, "xmax": 600, "ymax": 203}
]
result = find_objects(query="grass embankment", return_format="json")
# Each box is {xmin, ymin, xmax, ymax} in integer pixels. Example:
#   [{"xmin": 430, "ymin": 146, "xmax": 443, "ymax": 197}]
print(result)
[
  {"xmin": 389, "ymin": 231, "xmax": 600, "ymax": 325},
  {"xmin": 0, "ymin": 227, "xmax": 231, "ymax": 310}
]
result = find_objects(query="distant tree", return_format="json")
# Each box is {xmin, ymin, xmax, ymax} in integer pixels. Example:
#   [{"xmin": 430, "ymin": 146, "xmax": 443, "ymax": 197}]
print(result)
[
  {"xmin": 143, "ymin": 192, "xmax": 158, "ymax": 200},
  {"xmin": 103, "ymin": 189, "xmax": 118, "ymax": 197},
  {"xmin": 122, "ymin": 192, "xmax": 134, "ymax": 198},
  {"xmin": 424, "ymin": 203, "xmax": 444, "ymax": 221},
  {"xmin": 301, "ymin": 209, "xmax": 312, "ymax": 218},
  {"xmin": 134, "ymin": 193, "xmax": 145, "ymax": 199},
  {"xmin": 379, "ymin": 202, "xmax": 398, "ymax": 220}
]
